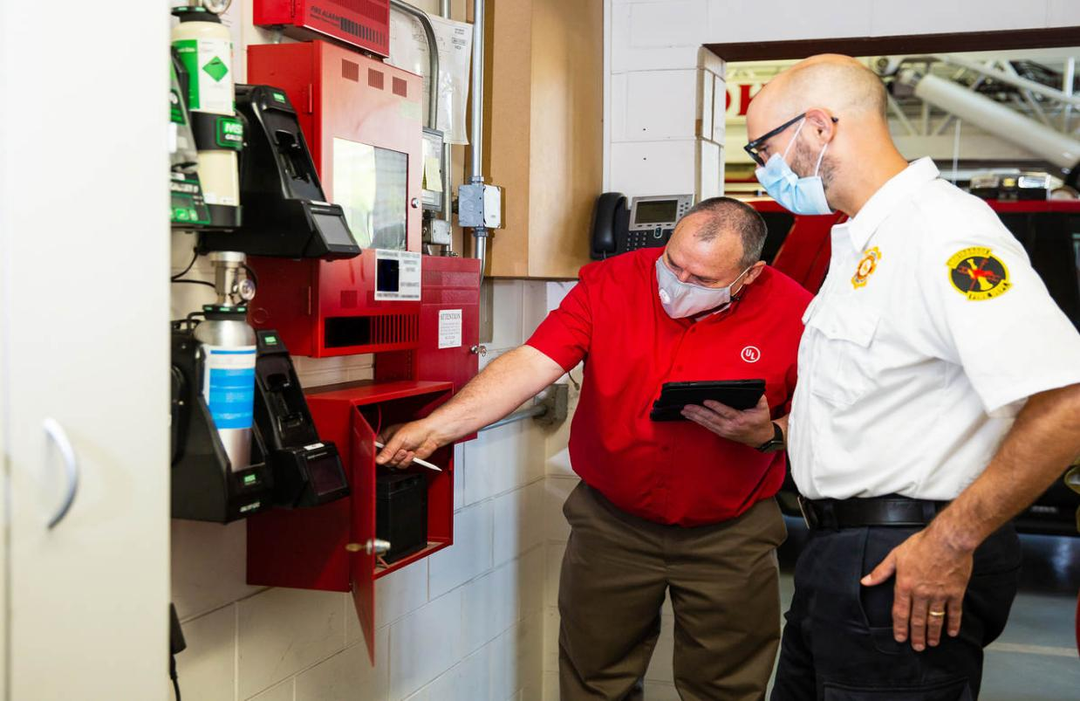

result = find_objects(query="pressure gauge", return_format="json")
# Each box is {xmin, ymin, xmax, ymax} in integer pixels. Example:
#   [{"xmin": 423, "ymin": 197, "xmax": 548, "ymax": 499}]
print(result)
[{"xmin": 238, "ymin": 278, "xmax": 257, "ymax": 302}]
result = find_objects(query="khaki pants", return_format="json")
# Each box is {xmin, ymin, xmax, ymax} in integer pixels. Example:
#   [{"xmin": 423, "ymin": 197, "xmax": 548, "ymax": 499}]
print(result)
[{"xmin": 558, "ymin": 483, "xmax": 786, "ymax": 701}]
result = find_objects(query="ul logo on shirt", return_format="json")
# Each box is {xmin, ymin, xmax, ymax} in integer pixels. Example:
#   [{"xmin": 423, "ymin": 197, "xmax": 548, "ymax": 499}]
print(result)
[{"xmin": 741, "ymin": 346, "xmax": 761, "ymax": 363}]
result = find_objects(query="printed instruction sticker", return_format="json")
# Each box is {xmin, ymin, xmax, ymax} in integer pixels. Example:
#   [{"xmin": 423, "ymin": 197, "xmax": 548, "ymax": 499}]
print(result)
[
  {"xmin": 438, "ymin": 309, "xmax": 463, "ymax": 349},
  {"xmin": 374, "ymin": 249, "xmax": 422, "ymax": 301}
]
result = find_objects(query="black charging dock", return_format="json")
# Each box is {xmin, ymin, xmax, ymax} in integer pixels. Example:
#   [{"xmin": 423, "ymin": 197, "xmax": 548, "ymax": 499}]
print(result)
[{"xmin": 170, "ymin": 323, "xmax": 273, "ymax": 523}]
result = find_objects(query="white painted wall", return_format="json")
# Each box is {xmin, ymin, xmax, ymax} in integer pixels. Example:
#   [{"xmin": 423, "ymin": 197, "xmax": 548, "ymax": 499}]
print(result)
[
  {"xmin": 168, "ymin": 2, "xmax": 559, "ymax": 699},
  {"xmin": 604, "ymin": 0, "xmax": 1080, "ymax": 197}
]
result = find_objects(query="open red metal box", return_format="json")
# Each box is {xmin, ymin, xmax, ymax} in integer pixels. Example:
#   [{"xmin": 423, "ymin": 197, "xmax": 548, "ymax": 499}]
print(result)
[{"xmin": 247, "ymin": 379, "xmax": 454, "ymax": 661}]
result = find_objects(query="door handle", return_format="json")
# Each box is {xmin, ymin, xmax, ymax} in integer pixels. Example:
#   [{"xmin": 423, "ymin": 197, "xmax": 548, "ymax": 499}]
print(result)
[
  {"xmin": 43, "ymin": 418, "xmax": 79, "ymax": 529},
  {"xmin": 345, "ymin": 539, "xmax": 391, "ymax": 555}
]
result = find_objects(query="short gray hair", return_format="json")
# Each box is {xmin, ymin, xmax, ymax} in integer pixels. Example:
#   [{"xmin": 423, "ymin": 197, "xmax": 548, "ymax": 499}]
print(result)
[{"xmin": 681, "ymin": 197, "xmax": 767, "ymax": 269}]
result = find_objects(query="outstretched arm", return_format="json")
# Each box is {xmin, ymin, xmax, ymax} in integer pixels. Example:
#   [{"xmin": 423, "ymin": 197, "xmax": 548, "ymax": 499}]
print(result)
[{"xmin": 375, "ymin": 345, "xmax": 567, "ymax": 467}]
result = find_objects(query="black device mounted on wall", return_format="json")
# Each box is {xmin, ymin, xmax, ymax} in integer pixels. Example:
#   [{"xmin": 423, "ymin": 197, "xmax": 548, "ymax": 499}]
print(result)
[
  {"xmin": 252, "ymin": 330, "xmax": 350, "ymax": 508},
  {"xmin": 170, "ymin": 322, "xmax": 274, "ymax": 523},
  {"xmin": 590, "ymin": 192, "xmax": 695, "ymax": 259},
  {"xmin": 200, "ymin": 84, "xmax": 360, "ymax": 259},
  {"xmin": 376, "ymin": 471, "xmax": 428, "ymax": 564},
  {"xmin": 170, "ymin": 325, "xmax": 350, "ymax": 522}
]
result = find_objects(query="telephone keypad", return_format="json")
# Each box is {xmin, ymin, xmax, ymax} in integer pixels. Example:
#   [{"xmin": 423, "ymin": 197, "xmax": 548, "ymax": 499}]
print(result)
[{"xmin": 624, "ymin": 228, "xmax": 672, "ymax": 252}]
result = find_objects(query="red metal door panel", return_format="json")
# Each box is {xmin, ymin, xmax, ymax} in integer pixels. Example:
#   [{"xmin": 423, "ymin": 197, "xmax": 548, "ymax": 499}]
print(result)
[
  {"xmin": 350, "ymin": 411, "xmax": 377, "ymax": 664},
  {"xmin": 414, "ymin": 255, "xmax": 481, "ymax": 403}
]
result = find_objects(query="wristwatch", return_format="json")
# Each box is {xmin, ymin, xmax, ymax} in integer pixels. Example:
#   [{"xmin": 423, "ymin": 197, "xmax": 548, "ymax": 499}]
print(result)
[{"xmin": 755, "ymin": 422, "xmax": 785, "ymax": 453}]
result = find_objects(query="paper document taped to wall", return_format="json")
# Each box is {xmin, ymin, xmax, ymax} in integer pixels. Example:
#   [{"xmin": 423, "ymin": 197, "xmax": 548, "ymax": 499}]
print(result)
[
  {"xmin": 438, "ymin": 309, "xmax": 463, "ymax": 349},
  {"xmin": 388, "ymin": 13, "xmax": 473, "ymax": 145}
]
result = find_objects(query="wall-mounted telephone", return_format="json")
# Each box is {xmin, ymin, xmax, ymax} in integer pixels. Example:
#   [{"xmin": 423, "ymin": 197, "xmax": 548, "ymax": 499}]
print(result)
[{"xmin": 590, "ymin": 193, "xmax": 694, "ymax": 259}]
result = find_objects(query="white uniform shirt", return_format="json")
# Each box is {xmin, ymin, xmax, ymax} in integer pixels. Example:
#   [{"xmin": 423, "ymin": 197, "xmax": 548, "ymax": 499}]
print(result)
[{"xmin": 789, "ymin": 158, "xmax": 1080, "ymax": 501}]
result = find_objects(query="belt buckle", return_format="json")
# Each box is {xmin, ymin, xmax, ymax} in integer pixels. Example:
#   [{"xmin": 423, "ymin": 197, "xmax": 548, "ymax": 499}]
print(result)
[{"xmin": 797, "ymin": 495, "xmax": 819, "ymax": 530}]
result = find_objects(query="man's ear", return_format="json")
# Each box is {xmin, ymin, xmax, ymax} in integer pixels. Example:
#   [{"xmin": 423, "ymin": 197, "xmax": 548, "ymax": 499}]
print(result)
[
  {"xmin": 804, "ymin": 108, "xmax": 835, "ymax": 142},
  {"xmin": 743, "ymin": 261, "xmax": 767, "ymax": 286}
]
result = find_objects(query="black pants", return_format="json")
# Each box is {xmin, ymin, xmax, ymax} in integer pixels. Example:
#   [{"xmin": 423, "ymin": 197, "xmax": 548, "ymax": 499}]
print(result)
[{"xmin": 771, "ymin": 524, "xmax": 1021, "ymax": 700}]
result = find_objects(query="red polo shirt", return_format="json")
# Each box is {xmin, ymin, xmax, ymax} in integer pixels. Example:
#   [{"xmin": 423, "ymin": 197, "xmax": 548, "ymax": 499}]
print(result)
[{"xmin": 526, "ymin": 248, "xmax": 812, "ymax": 526}]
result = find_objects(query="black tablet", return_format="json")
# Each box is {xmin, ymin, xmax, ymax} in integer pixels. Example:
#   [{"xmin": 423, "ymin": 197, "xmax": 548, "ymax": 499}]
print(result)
[{"xmin": 649, "ymin": 379, "xmax": 766, "ymax": 422}]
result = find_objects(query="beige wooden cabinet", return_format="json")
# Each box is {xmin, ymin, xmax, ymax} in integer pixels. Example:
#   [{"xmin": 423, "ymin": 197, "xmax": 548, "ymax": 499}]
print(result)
[{"xmin": 477, "ymin": 0, "xmax": 603, "ymax": 279}]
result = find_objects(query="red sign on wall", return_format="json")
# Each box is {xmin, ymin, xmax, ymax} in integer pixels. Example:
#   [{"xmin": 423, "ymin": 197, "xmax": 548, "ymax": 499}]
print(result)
[{"xmin": 725, "ymin": 83, "xmax": 762, "ymax": 121}]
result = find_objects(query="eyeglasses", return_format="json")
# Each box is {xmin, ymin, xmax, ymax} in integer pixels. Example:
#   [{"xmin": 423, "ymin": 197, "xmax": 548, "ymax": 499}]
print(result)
[{"xmin": 744, "ymin": 113, "xmax": 839, "ymax": 167}]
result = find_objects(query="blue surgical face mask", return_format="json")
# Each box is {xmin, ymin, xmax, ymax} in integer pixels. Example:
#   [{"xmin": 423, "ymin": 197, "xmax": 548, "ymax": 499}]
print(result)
[{"xmin": 754, "ymin": 119, "xmax": 833, "ymax": 215}]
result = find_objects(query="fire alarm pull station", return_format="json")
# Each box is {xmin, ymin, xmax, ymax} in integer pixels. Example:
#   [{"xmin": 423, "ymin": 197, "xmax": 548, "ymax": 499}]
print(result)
[{"xmin": 254, "ymin": 0, "xmax": 390, "ymax": 58}]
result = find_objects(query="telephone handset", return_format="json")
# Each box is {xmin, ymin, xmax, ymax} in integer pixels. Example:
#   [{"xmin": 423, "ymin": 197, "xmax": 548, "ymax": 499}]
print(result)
[{"xmin": 590, "ymin": 192, "xmax": 694, "ymax": 260}]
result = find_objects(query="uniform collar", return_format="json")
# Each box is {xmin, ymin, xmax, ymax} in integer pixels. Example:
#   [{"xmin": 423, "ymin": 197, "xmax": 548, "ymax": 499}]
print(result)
[{"xmin": 834, "ymin": 157, "xmax": 940, "ymax": 252}]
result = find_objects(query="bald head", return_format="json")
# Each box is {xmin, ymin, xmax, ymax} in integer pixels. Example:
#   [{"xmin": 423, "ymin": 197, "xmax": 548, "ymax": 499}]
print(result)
[
  {"xmin": 746, "ymin": 54, "xmax": 910, "ymax": 217},
  {"xmin": 749, "ymin": 55, "xmax": 888, "ymax": 131}
]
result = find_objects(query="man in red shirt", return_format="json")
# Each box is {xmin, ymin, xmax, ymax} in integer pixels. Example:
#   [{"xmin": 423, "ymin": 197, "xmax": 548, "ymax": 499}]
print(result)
[{"xmin": 377, "ymin": 197, "xmax": 810, "ymax": 699}]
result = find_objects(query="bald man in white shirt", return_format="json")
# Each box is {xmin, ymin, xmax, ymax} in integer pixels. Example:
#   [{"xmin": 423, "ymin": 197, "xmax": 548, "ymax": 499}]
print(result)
[{"xmin": 745, "ymin": 55, "xmax": 1080, "ymax": 699}]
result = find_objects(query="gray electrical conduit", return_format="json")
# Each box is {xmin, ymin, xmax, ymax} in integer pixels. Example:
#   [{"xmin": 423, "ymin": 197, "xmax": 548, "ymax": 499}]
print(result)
[
  {"xmin": 469, "ymin": 0, "xmax": 487, "ymax": 283},
  {"xmin": 440, "ymin": 0, "xmax": 454, "ymax": 248},
  {"xmin": 388, "ymin": 0, "xmax": 440, "ymax": 131}
]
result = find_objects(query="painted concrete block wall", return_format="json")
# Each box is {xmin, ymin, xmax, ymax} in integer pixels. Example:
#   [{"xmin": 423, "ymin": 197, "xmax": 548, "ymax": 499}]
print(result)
[
  {"xmin": 604, "ymin": 0, "xmax": 1080, "ymax": 194},
  {"xmin": 608, "ymin": 44, "xmax": 726, "ymax": 199}
]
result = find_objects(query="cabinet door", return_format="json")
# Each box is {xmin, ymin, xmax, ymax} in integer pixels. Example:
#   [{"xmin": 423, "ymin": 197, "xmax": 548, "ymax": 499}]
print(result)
[
  {"xmin": 350, "ymin": 413, "xmax": 378, "ymax": 664},
  {"xmin": 0, "ymin": 1, "xmax": 170, "ymax": 698}
]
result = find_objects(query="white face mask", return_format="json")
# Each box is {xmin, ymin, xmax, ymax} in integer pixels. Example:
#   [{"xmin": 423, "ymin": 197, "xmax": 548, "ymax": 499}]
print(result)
[{"xmin": 655, "ymin": 256, "xmax": 752, "ymax": 319}]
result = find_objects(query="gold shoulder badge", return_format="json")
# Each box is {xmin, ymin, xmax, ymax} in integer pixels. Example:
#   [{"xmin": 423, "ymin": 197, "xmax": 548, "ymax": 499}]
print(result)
[
  {"xmin": 851, "ymin": 247, "xmax": 883, "ymax": 289},
  {"xmin": 946, "ymin": 247, "xmax": 1011, "ymax": 301}
]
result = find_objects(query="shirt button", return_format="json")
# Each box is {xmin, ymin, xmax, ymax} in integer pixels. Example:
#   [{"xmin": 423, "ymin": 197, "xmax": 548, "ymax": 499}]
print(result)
[
  {"xmin": 661, "ymin": 446, "xmax": 670, "ymax": 452},
  {"xmin": 676, "ymin": 364, "xmax": 684, "ymax": 371}
]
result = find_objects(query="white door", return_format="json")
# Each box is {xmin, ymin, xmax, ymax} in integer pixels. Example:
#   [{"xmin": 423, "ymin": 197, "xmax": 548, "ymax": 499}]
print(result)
[{"xmin": 0, "ymin": 1, "xmax": 170, "ymax": 699}]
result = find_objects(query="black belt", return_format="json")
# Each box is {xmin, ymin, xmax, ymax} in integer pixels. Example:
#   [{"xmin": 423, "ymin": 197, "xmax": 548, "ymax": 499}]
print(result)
[{"xmin": 797, "ymin": 495, "xmax": 949, "ymax": 530}]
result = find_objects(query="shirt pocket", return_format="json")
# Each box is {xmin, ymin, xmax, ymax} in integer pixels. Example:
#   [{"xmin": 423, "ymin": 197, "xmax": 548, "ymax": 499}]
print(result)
[{"xmin": 804, "ymin": 300, "xmax": 881, "ymax": 407}]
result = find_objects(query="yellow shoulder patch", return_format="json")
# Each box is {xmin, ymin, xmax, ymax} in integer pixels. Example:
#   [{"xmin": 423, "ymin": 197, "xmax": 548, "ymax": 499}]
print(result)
[{"xmin": 946, "ymin": 247, "xmax": 1011, "ymax": 301}]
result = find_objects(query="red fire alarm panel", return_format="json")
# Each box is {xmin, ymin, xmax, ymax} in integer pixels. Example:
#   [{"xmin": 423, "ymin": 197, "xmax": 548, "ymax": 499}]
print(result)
[
  {"xmin": 254, "ymin": 0, "xmax": 391, "ymax": 58},
  {"xmin": 246, "ymin": 41, "xmax": 424, "ymax": 357}
]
